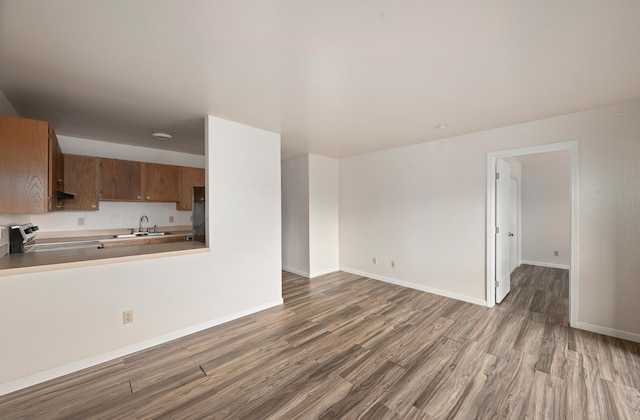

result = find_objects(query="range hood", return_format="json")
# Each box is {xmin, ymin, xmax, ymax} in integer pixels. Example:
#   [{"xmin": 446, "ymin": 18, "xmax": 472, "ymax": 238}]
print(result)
[{"xmin": 56, "ymin": 190, "xmax": 75, "ymax": 200}]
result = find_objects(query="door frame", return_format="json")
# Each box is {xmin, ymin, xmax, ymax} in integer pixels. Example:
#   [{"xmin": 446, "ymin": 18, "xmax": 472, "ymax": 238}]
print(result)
[{"xmin": 486, "ymin": 140, "xmax": 579, "ymax": 327}]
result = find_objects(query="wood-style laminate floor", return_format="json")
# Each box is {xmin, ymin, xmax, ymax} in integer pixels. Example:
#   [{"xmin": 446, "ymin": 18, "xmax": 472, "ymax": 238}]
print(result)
[{"xmin": 1, "ymin": 265, "xmax": 639, "ymax": 419}]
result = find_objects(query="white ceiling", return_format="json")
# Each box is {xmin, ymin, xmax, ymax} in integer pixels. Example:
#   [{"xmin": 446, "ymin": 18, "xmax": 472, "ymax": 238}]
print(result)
[{"xmin": 1, "ymin": 1, "xmax": 640, "ymax": 159}]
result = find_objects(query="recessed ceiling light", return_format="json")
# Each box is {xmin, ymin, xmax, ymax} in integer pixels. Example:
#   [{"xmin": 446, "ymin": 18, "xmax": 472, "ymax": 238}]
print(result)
[
  {"xmin": 435, "ymin": 124, "xmax": 447, "ymax": 129},
  {"xmin": 152, "ymin": 132, "xmax": 172, "ymax": 141}
]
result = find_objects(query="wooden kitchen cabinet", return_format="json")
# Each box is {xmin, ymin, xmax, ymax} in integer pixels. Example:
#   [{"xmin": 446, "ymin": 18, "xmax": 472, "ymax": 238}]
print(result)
[
  {"xmin": 99, "ymin": 158, "xmax": 143, "ymax": 201},
  {"xmin": 142, "ymin": 163, "xmax": 180, "ymax": 202},
  {"xmin": 177, "ymin": 167, "xmax": 205, "ymax": 210},
  {"xmin": 64, "ymin": 154, "xmax": 100, "ymax": 210},
  {"xmin": 99, "ymin": 158, "xmax": 180, "ymax": 202},
  {"xmin": 0, "ymin": 114, "xmax": 65, "ymax": 213}
]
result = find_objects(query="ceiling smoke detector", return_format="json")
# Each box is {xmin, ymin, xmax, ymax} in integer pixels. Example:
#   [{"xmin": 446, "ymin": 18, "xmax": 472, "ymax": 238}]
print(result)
[{"xmin": 151, "ymin": 132, "xmax": 172, "ymax": 141}]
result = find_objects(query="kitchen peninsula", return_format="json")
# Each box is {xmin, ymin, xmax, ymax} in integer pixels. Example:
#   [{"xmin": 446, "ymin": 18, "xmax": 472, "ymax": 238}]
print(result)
[{"xmin": 0, "ymin": 228, "xmax": 207, "ymax": 275}]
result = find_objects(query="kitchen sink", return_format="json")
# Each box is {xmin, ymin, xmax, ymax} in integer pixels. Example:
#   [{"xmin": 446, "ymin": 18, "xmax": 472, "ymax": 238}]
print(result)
[{"xmin": 113, "ymin": 232, "xmax": 170, "ymax": 238}]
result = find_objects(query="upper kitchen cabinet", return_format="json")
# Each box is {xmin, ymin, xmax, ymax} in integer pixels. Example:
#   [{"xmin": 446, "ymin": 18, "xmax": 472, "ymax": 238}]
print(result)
[
  {"xmin": 64, "ymin": 154, "xmax": 100, "ymax": 210},
  {"xmin": 142, "ymin": 163, "xmax": 180, "ymax": 202},
  {"xmin": 99, "ymin": 158, "xmax": 143, "ymax": 201},
  {"xmin": 177, "ymin": 167, "xmax": 205, "ymax": 211},
  {"xmin": 0, "ymin": 114, "xmax": 66, "ymax": 213},
  {"xmin": 99, "ymin": 158, "xmax": 180, "ymax": 203}
]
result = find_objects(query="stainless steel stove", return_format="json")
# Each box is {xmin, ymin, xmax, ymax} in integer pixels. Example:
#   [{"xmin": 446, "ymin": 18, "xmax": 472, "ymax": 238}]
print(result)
[{"xmin": 9, "ymin": 223, "xmax": 39, "ymax": 253}]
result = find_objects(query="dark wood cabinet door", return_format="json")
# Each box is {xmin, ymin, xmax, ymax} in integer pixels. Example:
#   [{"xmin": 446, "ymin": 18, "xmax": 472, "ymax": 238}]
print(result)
[
  {"xmin": 177, "ymin": 167, "xmax": 205, "ymax": 211},
  {"xmin": 64, "ymin": 154, "xmax": 100, "ymax": 210},
  {"xmin": 142, "ymin": 163, "xmax": 180, "ymax": 202},
  {"xmin": 100, "ymin": 158, "xmax": 142, "ymax": 201}
]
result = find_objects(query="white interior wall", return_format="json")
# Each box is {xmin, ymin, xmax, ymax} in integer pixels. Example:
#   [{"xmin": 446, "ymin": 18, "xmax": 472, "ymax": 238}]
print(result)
[
  {"xmin": 520, "ymin": 151, "xmax": 571, "ymax": 268},
  {"xmin": 0, "ymin": 115, "xmax": 282, "ymax": 394},
  {"xmin": 339, "ymin": 100, "xmax": 640, "ymax": 340},
  {"xmin": 281, "ymin": 155, "xmax": 310, "ymax": 276},
  {"xmin": 308, "ymin": 154, "xmax": 339, "ymax": 277}
]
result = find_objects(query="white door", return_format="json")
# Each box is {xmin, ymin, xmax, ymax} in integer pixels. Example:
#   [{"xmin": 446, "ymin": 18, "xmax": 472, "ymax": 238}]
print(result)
[
  {"xmin": 509, "ymin": 177, "xmax": 518, "ymax": 273},
  {"xmin": 495, "ymin": 159, "xmax": 511, "ymax": 303}
]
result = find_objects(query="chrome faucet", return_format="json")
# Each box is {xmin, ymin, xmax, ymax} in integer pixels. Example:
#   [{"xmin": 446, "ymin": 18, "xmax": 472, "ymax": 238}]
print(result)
[{"xmin": 139, "ymin": 215, "xmax": 149, "ymax": 232}]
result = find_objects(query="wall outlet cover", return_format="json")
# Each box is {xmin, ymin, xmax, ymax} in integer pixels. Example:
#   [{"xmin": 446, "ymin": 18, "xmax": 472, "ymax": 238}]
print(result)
[{"xmin": 123, "ymin": 310, "xmax": 133, "ymax": 325}]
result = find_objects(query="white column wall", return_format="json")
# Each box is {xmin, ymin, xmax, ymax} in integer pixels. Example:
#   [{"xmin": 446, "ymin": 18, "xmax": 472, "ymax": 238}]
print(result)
[{"xmin": 308, "ymin": 154, "xmax": 339, "ymax": 277}]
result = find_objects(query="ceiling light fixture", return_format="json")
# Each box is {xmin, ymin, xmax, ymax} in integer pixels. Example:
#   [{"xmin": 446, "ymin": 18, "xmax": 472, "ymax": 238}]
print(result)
[
  {"xmin": 151, "ymin": 132, "xmax": 172, "ymax": 141},
  {"xmin": 435, "ymin": 124, "xmax": 447, "ymax": 129}
]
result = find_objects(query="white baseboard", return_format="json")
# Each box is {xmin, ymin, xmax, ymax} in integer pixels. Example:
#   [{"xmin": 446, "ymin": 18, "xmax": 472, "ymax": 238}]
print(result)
[
  {"xmin": 574, "ymin": 321, "xmax": 640, "ymax": 344},
  {"xmin": 282, "ymin": 266, "xmax": 310, "ymax": 278},
  {"xmin": 521, "ymin": 260, "xmax": 570, "ymax": 270},
  {"xmin": 0, "ymin": 298, "xmax": 284, "ymax": 397},
  {"xmin": 310, "ymin": 267, "xmax": 340, "ymax": 278},
  {"xmin": 339, "ymin": 267, "xmax": 487, "ymax": 307}
]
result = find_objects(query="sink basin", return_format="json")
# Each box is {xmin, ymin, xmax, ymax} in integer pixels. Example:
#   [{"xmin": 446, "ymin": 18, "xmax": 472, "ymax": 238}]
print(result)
[{"xmin": 113, "ymin": 232, "xmax": 170, "ymax": 238}]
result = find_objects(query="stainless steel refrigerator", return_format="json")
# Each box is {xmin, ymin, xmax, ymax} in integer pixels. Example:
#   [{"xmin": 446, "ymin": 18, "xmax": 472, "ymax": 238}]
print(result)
[{"xmin": 192, "ymin": 186, "xmax": 206, "ymax": 243}]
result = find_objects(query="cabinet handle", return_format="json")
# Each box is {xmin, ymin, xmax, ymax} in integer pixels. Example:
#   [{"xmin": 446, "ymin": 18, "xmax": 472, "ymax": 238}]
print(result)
[
  {"xmin": 137, "ymin": 195, "xmax": 142, "ymax": 200},
  {"xmin": 146, "ymin": 196, "xmax": 151, "ymax": 200},
  {"xmin": 90, "ymin": 204, "xmax": 97, "ymax": 209}
]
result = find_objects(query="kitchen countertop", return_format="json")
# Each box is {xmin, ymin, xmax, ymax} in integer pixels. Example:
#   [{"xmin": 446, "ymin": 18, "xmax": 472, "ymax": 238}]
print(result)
[{"xmin": 0, "ymin": 230, "xmax": 208, "ymax": 276}]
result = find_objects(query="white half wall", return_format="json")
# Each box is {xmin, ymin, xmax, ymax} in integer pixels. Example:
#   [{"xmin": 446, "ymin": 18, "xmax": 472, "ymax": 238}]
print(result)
[
  {"xmin": 281, "ymin": 155, "xmax": 310, "ymax": 276},
  {"xmin": 308, "ymin": 154, "xmax": 339, "ymax": 277},
  {"xmin": 520, "ymin": 151, "xmax": 571, "ymax": 268},
  {"xmin": 0, "ymin": 115, "xmax": 282, "ymax": 393},
  {"xmin": 339, "ymin": 100, "xmax": 640, "ymax": 339}
]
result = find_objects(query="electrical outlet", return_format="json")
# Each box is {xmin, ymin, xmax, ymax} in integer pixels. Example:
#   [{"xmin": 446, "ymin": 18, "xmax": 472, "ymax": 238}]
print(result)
[
  {"xmin": 123, "ymin": 310, "xmax": 133, "ymax": 325},
  {"xmin": 169, "ymin": 216, "xmax": 174, "ymax": 223},
  {"xmin": 554, "ymin": 250, "xmax": 559, "ymax": 256},
  {"xmin": 373, "ymin": 257, "xmax": 377, "ymax": 264},
  {"xmin": 78, "ymin": 217, "xmax": 85, "ymax": 226},
  {"xmin": 391, "ymin": 260, "xmax": 396, "ymax": 268}
]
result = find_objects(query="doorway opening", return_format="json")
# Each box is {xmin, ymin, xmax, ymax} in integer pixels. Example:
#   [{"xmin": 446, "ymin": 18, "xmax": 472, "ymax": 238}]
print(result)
[{"xmin": 486, "ymin": 141, "xmax": 578, "ymax": 327}]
